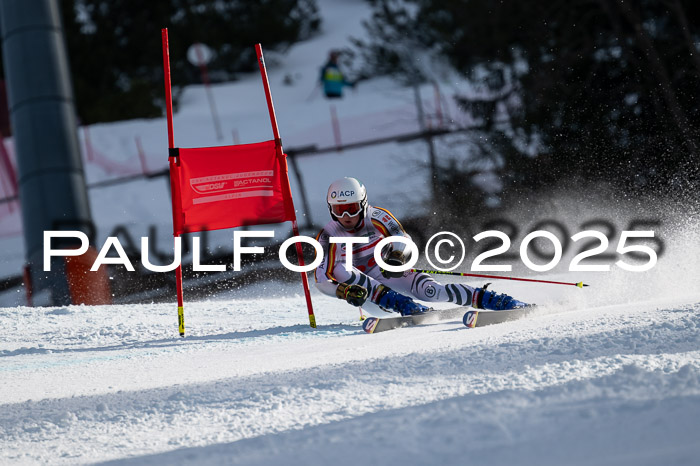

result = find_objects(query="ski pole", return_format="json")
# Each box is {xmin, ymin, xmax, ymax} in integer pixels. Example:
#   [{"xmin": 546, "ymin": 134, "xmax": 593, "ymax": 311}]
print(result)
[{"xmin": 411, "ymin": 269, "xmax": 589, "ymax": 288}]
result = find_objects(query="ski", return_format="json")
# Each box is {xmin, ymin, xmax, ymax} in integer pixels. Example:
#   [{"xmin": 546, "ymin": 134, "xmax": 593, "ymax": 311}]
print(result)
[
  {"xmin": 362, "ymin": 307, "xmax": 464, "ymax": 334},
  {"xmin": 463, "ymin": 306, "xmax": 538, "ymax": 328}
]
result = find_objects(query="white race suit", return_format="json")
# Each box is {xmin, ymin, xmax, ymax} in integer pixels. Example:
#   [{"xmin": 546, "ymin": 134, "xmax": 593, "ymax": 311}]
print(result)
[{"xmin": 314, "ymin": 205, "xmax": 481, "ymax": 314}]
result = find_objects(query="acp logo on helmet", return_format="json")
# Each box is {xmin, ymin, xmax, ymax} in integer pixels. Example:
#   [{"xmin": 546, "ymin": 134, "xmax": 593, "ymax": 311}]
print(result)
[{"xmin": 330, "ymin": 190, "xmax": 355, "ymax": 199}]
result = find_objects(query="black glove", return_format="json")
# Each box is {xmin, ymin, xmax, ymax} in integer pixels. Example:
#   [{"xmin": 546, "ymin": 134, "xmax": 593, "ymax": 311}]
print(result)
[
  {"xmin": 380, "ymin": 249, "xmax": 407, "ymax": 279},
  {"xmin": 335, "ymin": 282, "xmax": 368, "ymax": 307}
]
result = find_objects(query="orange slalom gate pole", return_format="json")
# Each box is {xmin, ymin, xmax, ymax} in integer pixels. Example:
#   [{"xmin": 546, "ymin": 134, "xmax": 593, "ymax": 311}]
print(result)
[{"xmin": 255, "ymin": 43, "xmax": 317, "ymax": 328}]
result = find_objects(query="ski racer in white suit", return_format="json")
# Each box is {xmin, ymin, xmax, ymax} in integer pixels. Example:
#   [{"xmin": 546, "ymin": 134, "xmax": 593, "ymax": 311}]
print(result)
[{"xmin": 314, "ymin": 177, "xmax": 528, "ymax": 316}]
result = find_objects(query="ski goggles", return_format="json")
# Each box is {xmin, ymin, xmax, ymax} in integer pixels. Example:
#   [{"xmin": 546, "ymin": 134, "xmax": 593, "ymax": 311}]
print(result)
[{"xmin": 331, "ymin": 202, "xmax": 363, "ymax": 218}]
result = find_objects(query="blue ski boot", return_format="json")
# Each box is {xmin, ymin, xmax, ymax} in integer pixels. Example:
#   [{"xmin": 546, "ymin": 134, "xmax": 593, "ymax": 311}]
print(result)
[
  {"xmin": 374, "ymin": 285, "xmax": 430, "ymax": 316},
  {"xmin": 474, "ymin": 288, "xmax": 529, "ymax": 310}
]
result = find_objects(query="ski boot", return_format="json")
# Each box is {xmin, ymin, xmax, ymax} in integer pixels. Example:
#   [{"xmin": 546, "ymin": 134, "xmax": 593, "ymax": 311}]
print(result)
[
  {"xmin": 373, "ymin": 285, "xmax": 430, "ymax": 316},
  {"xmin": 474, "ymin": 287, "xmax": 529, "ymax": 311}
]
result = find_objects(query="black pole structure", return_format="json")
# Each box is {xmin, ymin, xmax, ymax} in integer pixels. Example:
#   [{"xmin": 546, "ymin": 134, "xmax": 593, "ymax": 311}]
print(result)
[{"xmin": 0, "ymin": 0, "xmax": 98, "ymax": 306}]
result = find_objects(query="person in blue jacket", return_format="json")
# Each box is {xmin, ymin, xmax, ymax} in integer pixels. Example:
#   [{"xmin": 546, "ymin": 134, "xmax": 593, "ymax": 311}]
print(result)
[{"xmin": 320, "ymin": 50, "xmax": 354, "ymax": 98}]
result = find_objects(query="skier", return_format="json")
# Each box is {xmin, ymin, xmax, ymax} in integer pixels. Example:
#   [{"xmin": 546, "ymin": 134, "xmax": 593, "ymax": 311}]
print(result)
[
  {"xmin": 319, "ymin": 50, "xmax": 354, "ymax": 98},
  {"xmin": 314, "ymin": 177, "xmax": 529, "ymax": 316}
]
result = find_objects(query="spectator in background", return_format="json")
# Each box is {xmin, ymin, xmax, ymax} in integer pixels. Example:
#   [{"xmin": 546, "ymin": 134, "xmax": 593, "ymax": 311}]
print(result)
[{"xmin": 320, "ymin": 50, "xmax": 354, "ymax": 98}]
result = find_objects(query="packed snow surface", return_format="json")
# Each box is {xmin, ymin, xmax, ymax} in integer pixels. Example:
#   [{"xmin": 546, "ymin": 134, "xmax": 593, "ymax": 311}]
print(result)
[
  {"xmin": 3, "ymin": 209, "xmax": 699, "ymax": 465},
  {"xmin": 1, "ymin": 270, "xmax": 700, "ymax": 465},
  {"xmin": 1, "ymin": 0, "xmax": 700, "ymax": 463}
]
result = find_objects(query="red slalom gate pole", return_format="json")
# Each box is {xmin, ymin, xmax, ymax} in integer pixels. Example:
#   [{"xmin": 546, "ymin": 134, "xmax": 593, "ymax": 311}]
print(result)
[
  {"xmin": 411, "ymin": 269, "xmax": 589, "ymax": 288},
  {"xmin": 255, "ymin": 43, "xmax": 317, "ymax": 328},
  {"xmin": 162, "ymin": 28, "xmax": 186, "ymax": 337}
]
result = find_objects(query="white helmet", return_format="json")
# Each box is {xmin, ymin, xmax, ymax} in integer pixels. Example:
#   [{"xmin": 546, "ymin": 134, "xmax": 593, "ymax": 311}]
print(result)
[{"xmin": 326, "ymin": 177, "xmax": 368, "ymax": 222}]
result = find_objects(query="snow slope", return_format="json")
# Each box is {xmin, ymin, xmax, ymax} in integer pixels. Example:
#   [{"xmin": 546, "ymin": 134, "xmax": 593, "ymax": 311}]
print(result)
[
  {"xmin": 2, "ymin": 217, "xmax": 700, "ymax": 464},
  {"xmin": 1, "ymin": 283, "xmax": 699, "ymax": 465},
  {"xmin": 1, "ymin": 0, "xmax": 700, "ymax": 464}
]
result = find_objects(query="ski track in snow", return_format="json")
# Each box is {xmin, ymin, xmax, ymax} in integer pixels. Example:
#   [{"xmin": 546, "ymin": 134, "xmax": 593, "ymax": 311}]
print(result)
[{"xmin": 1, "ymin": 292, "xmax": 699, "ymax": 465}]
